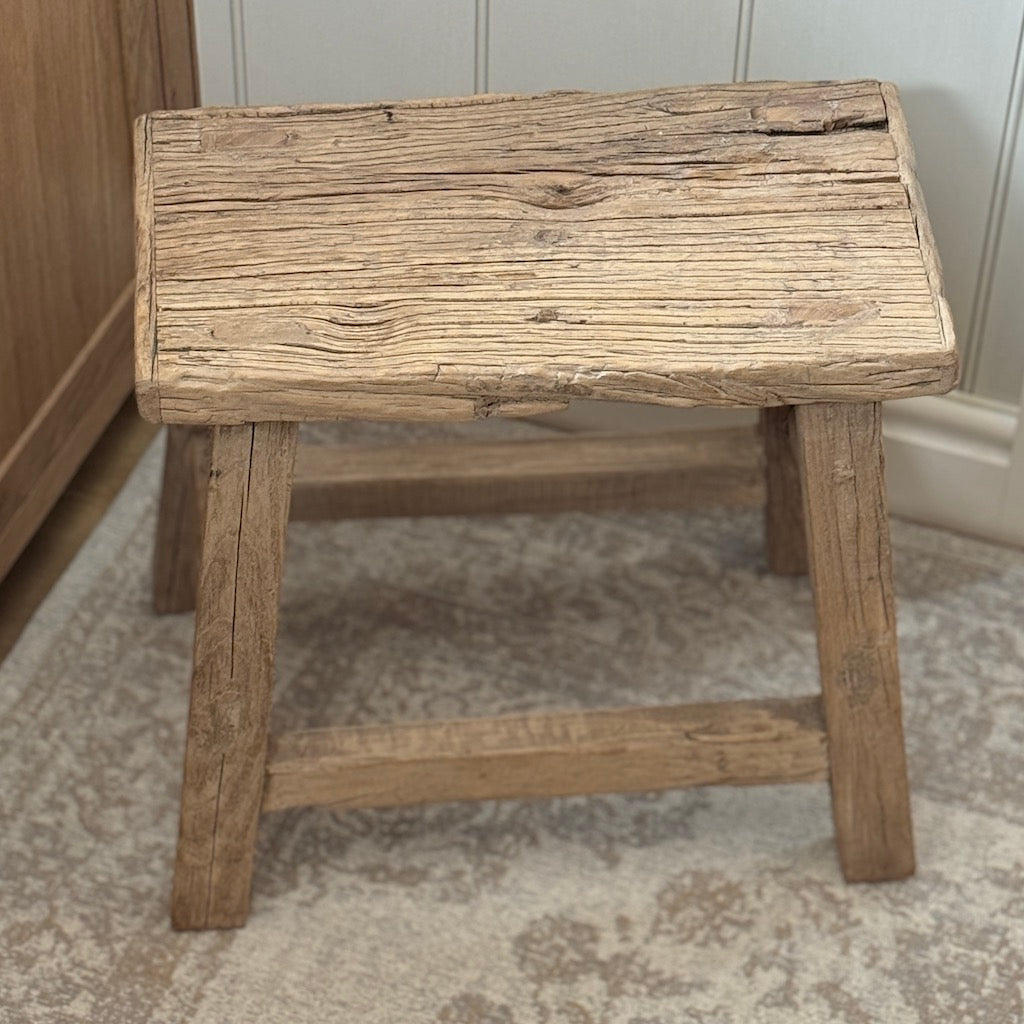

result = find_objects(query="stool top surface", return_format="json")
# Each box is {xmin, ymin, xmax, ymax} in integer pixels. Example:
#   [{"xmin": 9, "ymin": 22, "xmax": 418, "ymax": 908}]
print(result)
[{"xmin": 135, "ymin": 79, "xmax": 957, "ymax": 424}]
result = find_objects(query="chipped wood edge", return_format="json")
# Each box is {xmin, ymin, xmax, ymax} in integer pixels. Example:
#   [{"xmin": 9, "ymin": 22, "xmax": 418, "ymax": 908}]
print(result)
[
  {"xmin": 144, "ymin": 80, "xmax": 958, "ymax": 425},
  {"xmin": 880, "ymin": 82, "xmax": 959, "ymax": 385},
  {"xmin": 147, "ymin": 77, "xmax": 886, "ymax": 120},
  {"xmin": 154, "ymin": 358, "xmax": 964, "ymax": 425},
  {"xmin": 133, "ymin": 113, "xmax": 160, "ymax": 422}
]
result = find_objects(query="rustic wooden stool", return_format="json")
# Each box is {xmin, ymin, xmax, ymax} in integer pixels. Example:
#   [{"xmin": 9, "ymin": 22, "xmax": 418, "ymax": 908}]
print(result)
[{"xmin": 135, "ymin": 79, "xmax": 957, "ymax": 930}]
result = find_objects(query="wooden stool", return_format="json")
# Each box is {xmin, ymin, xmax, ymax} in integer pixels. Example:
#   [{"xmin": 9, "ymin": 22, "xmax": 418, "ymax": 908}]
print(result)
[{"xmin": 135, "ymin": 79, "xmax": 957, "ymax": 929}]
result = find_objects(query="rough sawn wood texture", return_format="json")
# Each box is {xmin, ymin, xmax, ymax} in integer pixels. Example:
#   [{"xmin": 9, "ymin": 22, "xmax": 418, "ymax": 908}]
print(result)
[
  {"xmin": 134, "ymin": 79, "xmax": 956, "ymax": 425},
  {"xmin": 171, "ymin": 421, "xmax": 297, "ymax": 930},
  {"xmin": 262, "ymin": 696, "xmax": 829, "ymax": 813}
]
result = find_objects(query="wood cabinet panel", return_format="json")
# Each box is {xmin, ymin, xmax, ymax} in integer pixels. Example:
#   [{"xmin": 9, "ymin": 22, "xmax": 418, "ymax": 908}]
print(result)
[
  {"xmin": 0, "ymin": 0, "xmax": 197, "ymax": 582},
  {"xmin": 0, "ymin": 0, "xmax": 133, "ymax": 451}
]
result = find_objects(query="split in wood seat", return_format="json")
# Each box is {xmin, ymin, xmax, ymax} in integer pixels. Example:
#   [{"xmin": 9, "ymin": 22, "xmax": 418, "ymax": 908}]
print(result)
[{"xmin": 135, "ymin": 79, "xmax": 958, "ymax": 930}]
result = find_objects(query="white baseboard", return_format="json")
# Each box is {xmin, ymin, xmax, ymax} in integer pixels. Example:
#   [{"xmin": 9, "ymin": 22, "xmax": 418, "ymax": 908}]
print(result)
[
  {"xmin": 883, "ymin": 393, "xmax": 1020, "ymax": 546},
  {"xmin": 536, "ymin": 394, "xmax": 1022, "ymax": 548}
]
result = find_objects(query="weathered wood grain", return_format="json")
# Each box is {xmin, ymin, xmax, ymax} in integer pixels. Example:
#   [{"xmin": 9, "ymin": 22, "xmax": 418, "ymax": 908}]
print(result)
[
  {"xmin": 880, "ymin": 82, "xmax": 957, "ymax": 379},
  {"xmin": 152, "ymin": 426, "xmax": 210, "ymax": 613},
  {"xmin": 795, "ymin": 402, "xmax": 914, "ymax": 882},
  {"xmin": 761, "ymin": 407, "xmax": 807, "ymax": 575},
  {"xmin": 171, "ymin": 421, "xmax": 297, "ymax": 930},
  {"xmin": 135, "ymin": 79, "xmax": 957, "ymax": 425},
  {"xmin": 262, "ymin": 696, "xmax": 829, "ymax": 812},
  {"xmin": 289, "ymin": 427, "xmax": 762, "ymax": 520}
]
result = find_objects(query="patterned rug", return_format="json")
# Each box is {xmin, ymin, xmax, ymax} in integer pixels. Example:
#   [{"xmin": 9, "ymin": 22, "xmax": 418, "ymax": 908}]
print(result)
[{"xmin": 2, "ymin": 421, "xmax": 1023, "ymax": 1024}]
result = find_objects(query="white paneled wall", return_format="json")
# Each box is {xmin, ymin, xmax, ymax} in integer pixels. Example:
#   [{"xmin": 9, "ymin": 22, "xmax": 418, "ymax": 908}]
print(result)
[
  {"xmin": 973, "ymin": 71, "xmax": 1024, "ymax": 401},
  {"xmin": 487, "ymin": 0, "xmax": 737, "ymax": 91},
  {"xmin": 242, "ymin": 0, "xmax": 476, "ymax": 104}
]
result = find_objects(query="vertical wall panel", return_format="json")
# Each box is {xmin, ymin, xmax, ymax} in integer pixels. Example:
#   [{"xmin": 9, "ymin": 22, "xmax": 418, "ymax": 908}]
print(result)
[
  {"xmin": 193, "ymin": 0, "xmax": 236, "ymax": 104},
  {"xmin": 747, "ymin": 0, "xmax": 1024, "ymax": 400},
  {"xmin": 240, "ymin": 0, "xmax": 476, "ymax": 105},
  {"xmin": 974, "ymin": 99, "xmax": 1024, "ymax": 402},
  {"xmin": 488, "ymin": 0, "xmax": 738, "ymax": 92}
]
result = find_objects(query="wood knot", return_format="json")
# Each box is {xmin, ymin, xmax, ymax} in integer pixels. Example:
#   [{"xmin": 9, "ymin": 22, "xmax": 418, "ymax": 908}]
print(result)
[
  {"xmin": 523, "ymin": 175, "xmax": 602, "ymax": 210},
  {"xmin": 840, "ymin": 645, "xmax": 886, "ymax": 706},
  {"xmin": 528, "ymin": 308, "xmax": 560, "ymax": 323}
]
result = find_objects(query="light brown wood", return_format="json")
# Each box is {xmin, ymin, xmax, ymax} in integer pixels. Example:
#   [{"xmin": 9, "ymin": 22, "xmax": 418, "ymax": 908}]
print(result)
[
  {"xmin": 880, "ymin": 83, "xmax": 957, "ymax": 379},
  {"xmin": 118, "ymin": 0, "xmax": 199, "ymax": 121},
  {"xmin": 134, "ymin": 112, "xmax": 160, "ymax": 423},
  {"xmin": 760, "ymin": 408, "xmax": 808, "ymax": 575},
  {"xmin": 290, "ymin": 427, "xmax": 763, "ymax": 520},
  {"xmin": 795, "ymin": 402, "xmax": 914, "ymax": 882},
  {"xmin": 134, "ymin": 80, "xmax": 956, "ymax": 425},
  {"xmin": 262, "ymin": 696, "xmax": 828, "ymax": 812},
  {"xmin": 172, "ymin": 421, "xmax": 298, "ymax": 930},
  {"xmin": 153, "ymin": 426, "xmax": 210, "ymax": 613}
]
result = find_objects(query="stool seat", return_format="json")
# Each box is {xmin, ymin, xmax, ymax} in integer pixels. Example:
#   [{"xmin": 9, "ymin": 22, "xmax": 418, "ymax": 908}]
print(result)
[{"xmin": 135, "ymin": 79, "xmax": 955, "ymax": 425}]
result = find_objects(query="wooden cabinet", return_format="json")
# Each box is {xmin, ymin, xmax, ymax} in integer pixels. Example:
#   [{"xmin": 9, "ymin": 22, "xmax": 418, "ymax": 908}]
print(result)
[{"xmin": 0, "ymin": 0, "xmax": 196, "ymax": 581}]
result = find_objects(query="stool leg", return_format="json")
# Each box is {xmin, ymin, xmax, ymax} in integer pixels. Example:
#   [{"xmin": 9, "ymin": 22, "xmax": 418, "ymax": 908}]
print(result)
[
  {"xmin": 761, "ymin": 407, "xmax": 807, "ymax": 575},
  {"xmin": 795, "ymin": 402, "xmax": 914, "ymax": 882},
  {"xmin": 153, "ymin": 426, "xmax": 211, "ymax": 613},
  {"xmin": 171, "ymin": 421, "xmax": 298, "ymax": 929}
]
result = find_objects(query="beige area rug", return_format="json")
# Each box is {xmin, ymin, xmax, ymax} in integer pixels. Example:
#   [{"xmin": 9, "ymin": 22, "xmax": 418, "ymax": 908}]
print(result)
[{"xmin": 3, "ymin": 420, "xmax": 1024, "ymax": 1024}]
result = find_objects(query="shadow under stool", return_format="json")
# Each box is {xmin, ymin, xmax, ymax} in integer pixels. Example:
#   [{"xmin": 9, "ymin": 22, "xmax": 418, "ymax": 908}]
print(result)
[{"xmin": 134, "ymin": 78, "xmax": 958, "ymax": 929}]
